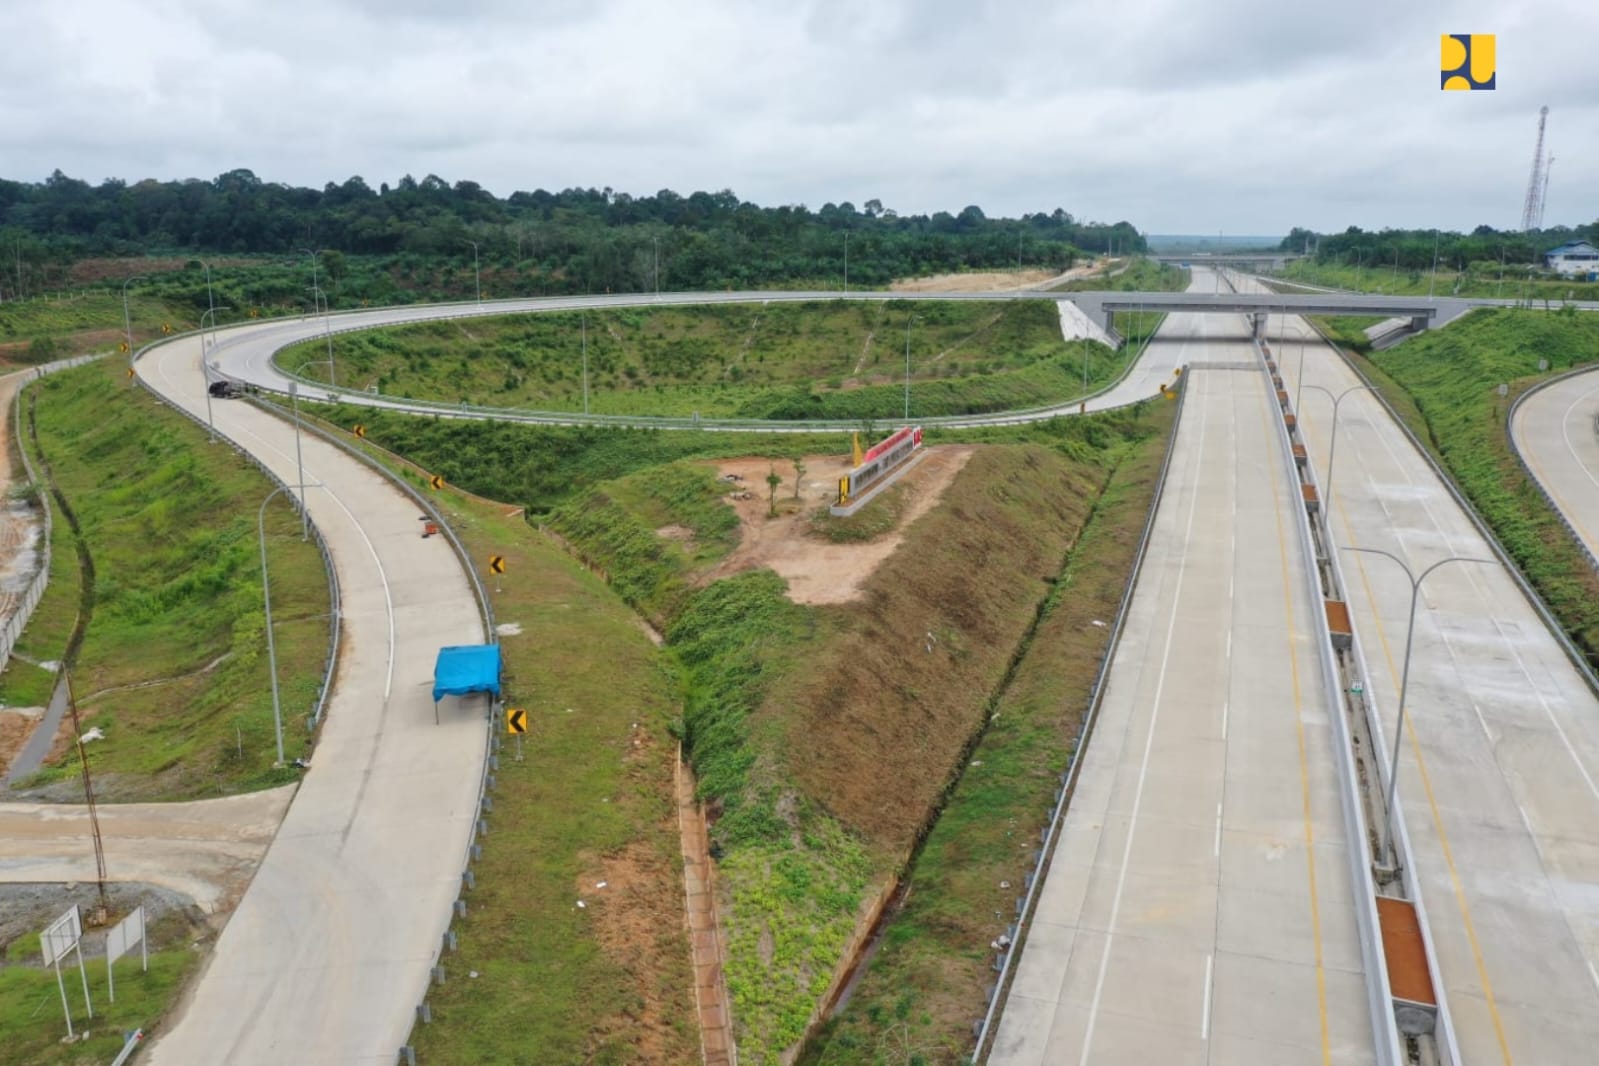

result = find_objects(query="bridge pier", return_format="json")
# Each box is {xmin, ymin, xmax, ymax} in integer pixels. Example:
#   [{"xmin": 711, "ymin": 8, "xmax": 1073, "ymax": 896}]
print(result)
[
  {"xmin": 1251, "ymin": 312, "xmax": 1268, "ymax": 339},
  {"xmin": 1409, "ymin": 315, "xmax": 1429, "ymax": 334}
]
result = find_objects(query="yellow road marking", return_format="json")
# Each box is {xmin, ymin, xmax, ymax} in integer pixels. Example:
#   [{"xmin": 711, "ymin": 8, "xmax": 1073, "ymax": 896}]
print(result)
[
  {"xmin": 1258, "ymin": 387, "xmax": 1333, "ymax": 1065},
  {"xmin": 1328, "ymin": 417, "xmax": 1516, "ymax": 1066}
]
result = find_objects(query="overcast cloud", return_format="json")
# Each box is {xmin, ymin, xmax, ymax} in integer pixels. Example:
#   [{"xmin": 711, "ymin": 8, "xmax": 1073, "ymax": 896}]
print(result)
[{"xmin": 4, "ymin": 0, "xmax": 1594, "ymax": 233}]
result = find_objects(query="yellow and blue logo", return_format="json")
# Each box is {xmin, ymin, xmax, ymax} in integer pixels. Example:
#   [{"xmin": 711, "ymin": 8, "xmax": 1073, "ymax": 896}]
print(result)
[{"xmin": 1442, "ymin": 34, "xmax": 1495, "ymax": 90}]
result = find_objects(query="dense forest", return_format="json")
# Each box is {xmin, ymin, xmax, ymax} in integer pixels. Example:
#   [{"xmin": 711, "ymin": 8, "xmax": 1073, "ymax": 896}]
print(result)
[
  {"xmin": 0, "ymin": 169, "xmax": 1146, "ymax": 299},
  {"xmin": 1279, "ymin": 221, "xmax": 1599, "ymax": 270}
]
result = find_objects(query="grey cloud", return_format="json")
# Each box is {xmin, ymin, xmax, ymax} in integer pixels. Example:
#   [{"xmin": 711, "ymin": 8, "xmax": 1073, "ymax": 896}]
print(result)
[{"xmin": 5, "ymin": 0, "xmax": 1596, "ymax": 233}]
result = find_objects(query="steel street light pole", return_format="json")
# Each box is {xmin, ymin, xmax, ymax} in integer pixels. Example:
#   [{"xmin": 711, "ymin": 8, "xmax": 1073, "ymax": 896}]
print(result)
[
  {"xmin": 1344, "ymin": 547, "xmax": 1493, "ymax": 864},
  {"xmin": 199, "ymin": 306, "xmax": 230, "ymax": 441},
  {"xmin": 301, "ymin": 249, "xmax": 336, "ymax": 385},
  {"xmin": 1299, "ymin": 383, "xmax": 1378, "ymax": 505},
  {"xmin": 464, "ymin": 240, "xmax": 481, "ymax": 305},
  {"xmin": 258, "ymin": 484, "xmax": 292, "ymax": 765},
  {"xmin": 121, "ymin": 275, "xmax": 147, "ymax": 363},
  {"xmin": 903, "ymin": 314, "xmax": 919, "ymax": 421},
  {"xmin": 581, "ymin": 313, "xmax": 589, "ymax": 416},
  {"xmin": 1427, "ymin": 229, "xmax": 1440, "ymax": 299},
  {"xmin": 843, "ymin": 231, "xmax": 850, "ymax": 296}
]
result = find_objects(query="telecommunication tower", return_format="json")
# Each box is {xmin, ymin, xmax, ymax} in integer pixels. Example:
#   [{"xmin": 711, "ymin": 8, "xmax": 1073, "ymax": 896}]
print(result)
[
  {"xmin": 1539, "ymin": 156, "xmax": 1554, "ymax": 229},
  {"xmin": 1520, "ymin": 106, "xmax": 1549, "ymax": 232}
]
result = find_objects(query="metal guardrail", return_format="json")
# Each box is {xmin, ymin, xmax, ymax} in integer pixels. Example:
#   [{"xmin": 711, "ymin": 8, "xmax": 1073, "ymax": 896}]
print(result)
[
  {"xmin": 1, "ymin": 354, "xmax": 108, "ymax": 672},
  {"xmin": 971, "ymin": 365, "xmax": 1191, "ymax": 1060},
  {"xmin": 1257, "ymin": 335, "xmax": 1415, "ymax": 1066},
  {"xmin": 1310, "ymin": 323, "xmax": 1599, "ymax": 697},
  {"xmin": 1505, "ymin": 364, "xmax": 1599, "ymax": 575},
  {"xmin": 128, "ymin": 336, "xmax": 344, "ymax": 736}
]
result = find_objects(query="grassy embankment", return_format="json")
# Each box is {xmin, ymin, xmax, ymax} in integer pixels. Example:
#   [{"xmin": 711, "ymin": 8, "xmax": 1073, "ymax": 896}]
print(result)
[
  {"xmin": 803, "ymin": 400, "xmax": 1176, "ymax": 1063},
  {"xmin": 1311, "ymin": 306, "xmax": 1599, "ymax": 664},
  {"xmin": 1270, "ymin": 258, "xmax": 1599, "ymax": 301},
  {"xmin": 280, "ymin": 300, "xmax": 1128, "ymax": 420},
  {"xmin": 0, "ymin": 291, "xmax": 174, "ymax": 366},
  {"xmin": 0, "ymin": 924, "xmax": 198, "ymax": 1066},
  {"xmin": 341, "ymin": 399, "xmax": 1169, "ymax": 1062},
  {"xmin": 2, "ymin": 359, "xmax": 330, "ymax": 799},
  {"xmin": 405, "ymin": 487, "xmax": 701, "ymax": 1064}
]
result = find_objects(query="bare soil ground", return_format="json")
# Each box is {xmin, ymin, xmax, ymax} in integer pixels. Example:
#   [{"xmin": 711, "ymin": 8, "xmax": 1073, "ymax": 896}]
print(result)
[
  {"xmin": 702, "ymin": 447, "xmax": 976, "ymax": 605},
  {"xmin": 889, "ymin": 259, "xmax": 1115, "ymax": 293},
  {"xmin": 890, "ymin": 270, "xmax": 1057, "ymax": 293},
  {"xmin": 0, "ymin": 786, "xmax": 295, "ymax": 914}
]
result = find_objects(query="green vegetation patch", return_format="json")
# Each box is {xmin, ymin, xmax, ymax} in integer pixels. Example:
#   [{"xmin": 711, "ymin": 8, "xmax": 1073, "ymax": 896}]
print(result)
[
  {"xmin": 1273, "ymin": 258, "xmax": 1599, "ymax": 302},
  {"xmin": 281, "ymin": 300, "xmax": 1126, "ymax": 420},
  {"xmin": 0, "ymin": 945, "xmax": 197, "ymax": 1066},
  {"xmin": 5, "ymin": 360, "xmax": 330, "ymax": 799},
  {"xmin": 1338, "ymin": 307, "xmax": 1599, "ymax": 662}
]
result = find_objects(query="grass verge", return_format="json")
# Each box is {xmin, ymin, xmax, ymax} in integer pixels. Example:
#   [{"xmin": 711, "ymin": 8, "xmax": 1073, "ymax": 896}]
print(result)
[
  {"xmin": 4, "ymin": 359, "xmax": 330, "ymax": 799},
  {"xmin": 801, "ymin": 399, "xmax": 1175, "ymax": 1063},
  {"xmin": 348, "ymin": 479, "xmax": 699, "ymax": 1063},
  {"xmin": 0, "ymin": 948, "xmax": 197, "ymax": 1066},
  {"xmin": 1319, "ymin": 306, "xmax": 1599, "ymax": 663}
]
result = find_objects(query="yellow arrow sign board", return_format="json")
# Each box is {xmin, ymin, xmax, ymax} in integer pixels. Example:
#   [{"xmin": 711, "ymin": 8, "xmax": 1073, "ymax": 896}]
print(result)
[
  {"xmin": 489, "ymin": 555, "xmax": 507, "ymax": 575},
  {"xmin": 506, "ymin": 707, "xmax": 527, "ymax": 734},
  {"xmin": 430, "ymin": 474, "xmax": 444, "ymax": 490},
  {"xmin": 353, "ymin": 424, "xmax": 367, "ymax": 439}
]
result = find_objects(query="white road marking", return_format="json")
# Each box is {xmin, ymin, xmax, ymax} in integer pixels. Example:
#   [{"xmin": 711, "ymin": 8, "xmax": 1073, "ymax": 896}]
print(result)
[
  {"xmin": 1201, "ymin": 953, "xmax": 1214, "ymax": 1040},
  {"xmin": 1213, "ymin": 804, "xmax": 1223, "ymax": 858},
  {"xmin": 1078, "ymin": 375, "xmax": 1210, "ymax": 1066}
]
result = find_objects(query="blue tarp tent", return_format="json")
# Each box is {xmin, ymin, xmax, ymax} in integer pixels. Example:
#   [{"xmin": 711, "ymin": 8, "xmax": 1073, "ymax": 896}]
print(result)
[{"xmin": 432, "ymin": 644, "xmax": 502, "ymax": 723}]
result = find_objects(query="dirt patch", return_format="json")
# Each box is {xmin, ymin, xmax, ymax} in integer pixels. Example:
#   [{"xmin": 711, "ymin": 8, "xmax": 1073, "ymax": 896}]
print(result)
[
  {"xmin": 891, "ymin": 270, "xmax": 1057, "ymax": 293},
  {"xmin": 580, "ymin": 835, "xmax": 693, "ymax": 1064},
  {"xmin": 889, "ymin": 259, "xmax": 1114, "ymax": 293},
  {"xmin": 701, "ymin": 447, "xmax": 976, "ymax": 605},
  {"xmin": 0, "ymin": 787, "xmax": 295, "ymax": 914},
  {"xmin": 0, "ymin": 706, "xmax": 43, "ymax": 772}
]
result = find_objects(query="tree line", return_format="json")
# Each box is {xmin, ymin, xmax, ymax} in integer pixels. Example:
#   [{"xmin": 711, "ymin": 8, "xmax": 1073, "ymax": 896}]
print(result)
[
  {"xmin": 0, "ymin": 169, "xmax": 1147, "ymax": 299},
  {"xmin": 1279, "ymin": 221, "xmax": 1599, "ymax": 271}
]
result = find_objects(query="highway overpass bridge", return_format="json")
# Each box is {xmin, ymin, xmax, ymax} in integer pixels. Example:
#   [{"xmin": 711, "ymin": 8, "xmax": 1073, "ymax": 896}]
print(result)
[
  {"xmin": 1060, "ymin": 289, "xmax": 1473, "ymax": 339},
  {"xmin": 1152, "ymin": 252, "xmax": 1305, "ymax": 269}
]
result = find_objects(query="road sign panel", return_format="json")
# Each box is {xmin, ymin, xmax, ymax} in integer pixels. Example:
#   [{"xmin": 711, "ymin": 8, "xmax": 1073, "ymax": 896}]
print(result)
[
  {"xmin": 106, "ymin": 906, "xmax": 145, "ymax": 966},
  {"xmin": 119, "ymin": 341, "xmax": 130, "ymax": 353},
  {"xmin": 489, "ymin": 555, "xmax": 506, "ymax": 575},
  {"xmin": 161, "ymin": 323, "xmax": 172, "ymax": 334},
  {"xmin": 429, "ymin": 474, "xmax": 444, "ymax": 490},
  {"xmin": 353, "ymin": 424, "xmax": 367, "ymax": 439},
  {"xmin": 126, "ymin": 367, "xmax": 135, "ymax": 377},
  {"xmin": 41, "ymin": 906, "xmax": 82, "ymax": 966},
  {"xmin": 506, "ymin": 707, "xmax": 527, "ymax": 734}
]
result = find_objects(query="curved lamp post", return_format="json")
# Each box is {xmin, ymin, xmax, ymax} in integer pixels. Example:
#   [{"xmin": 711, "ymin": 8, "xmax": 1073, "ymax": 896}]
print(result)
[
  {"xmin": 121, "ymin": 275, "xmax": 147, "ymax": 363},
  {"xmin": 258, "ymin": 484, "xmax": 295, "ymax": 766},
  {"xmin": 1343, "ymin": 547, "xmax": 1493, "ymax": 863},
  {"xmin": 1299, "ymin": 383, "xmax": 1378, "ymax": 505}
]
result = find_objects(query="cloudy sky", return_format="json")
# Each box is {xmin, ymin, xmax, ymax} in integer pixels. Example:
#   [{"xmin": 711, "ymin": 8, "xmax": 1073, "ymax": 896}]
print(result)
[{"xmin": 5, "ymin": 0, "xmax": 1594, "ymax": 234}]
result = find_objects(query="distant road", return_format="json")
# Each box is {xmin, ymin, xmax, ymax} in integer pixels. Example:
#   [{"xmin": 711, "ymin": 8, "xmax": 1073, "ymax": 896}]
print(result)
[
  {"xmin": 1511, "ymin": 368, "xmax": 1599, "ymax": 569},
  {"xmin": 990, "ymin": 276, "xmax": 1377, "ymax": 1065}
]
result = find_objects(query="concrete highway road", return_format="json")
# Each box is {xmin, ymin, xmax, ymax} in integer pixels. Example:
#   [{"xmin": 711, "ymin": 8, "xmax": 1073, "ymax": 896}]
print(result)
[
  {"xmin": 988, "ymin": 305, "xmax": 1375, "ymax": 1064},
  {"xmin": 1511, "ymin": 367, "xmax": 1599, "ymax": 568},
  {"xmin": 1269, "ymin": 301, "xmax": 1599, "ymax": 1065},
  {"xmin": 135, "ymin": 337, "xmax": 488, "ymax": 1064}
]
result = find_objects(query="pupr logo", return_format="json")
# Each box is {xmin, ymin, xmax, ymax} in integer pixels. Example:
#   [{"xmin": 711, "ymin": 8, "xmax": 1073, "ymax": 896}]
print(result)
[{"xmin": 1442, "ymin": 34, "xmax": 1495, "ymax": 90}]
